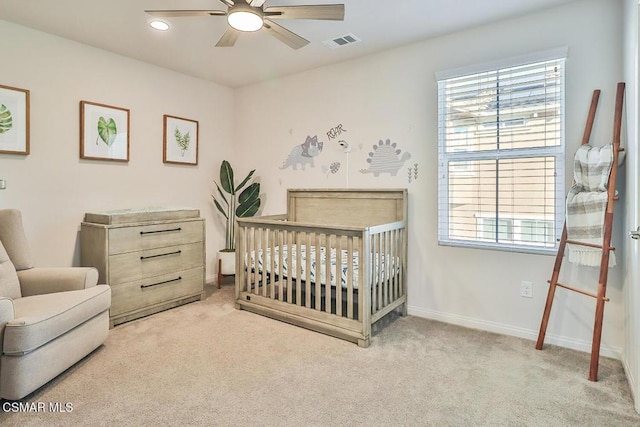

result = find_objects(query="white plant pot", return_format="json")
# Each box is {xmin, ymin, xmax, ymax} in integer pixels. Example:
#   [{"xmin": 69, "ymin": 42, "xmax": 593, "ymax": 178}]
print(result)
[{"xmin": 218, "ymin": 250, "xmax": 236, "ymax": 275}]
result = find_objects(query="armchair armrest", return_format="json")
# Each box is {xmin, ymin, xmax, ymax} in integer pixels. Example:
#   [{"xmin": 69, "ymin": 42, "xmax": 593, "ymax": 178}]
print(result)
[
  {"xmin": 17, "ymin": 267, "xmax": 99, "ymax": 297},
  {"xmin": 0, "ymin": 297, "xmax": 14, "ymax": 323},
  {"xmin": 0, "ymin": 297, "xmax": 15, "ymax": 356}
]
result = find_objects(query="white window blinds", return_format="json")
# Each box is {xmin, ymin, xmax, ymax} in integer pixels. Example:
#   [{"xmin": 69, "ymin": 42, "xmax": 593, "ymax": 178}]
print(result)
[{"xmin": 437, "ymin": 56, "xmax": 565, "ymax": 253}]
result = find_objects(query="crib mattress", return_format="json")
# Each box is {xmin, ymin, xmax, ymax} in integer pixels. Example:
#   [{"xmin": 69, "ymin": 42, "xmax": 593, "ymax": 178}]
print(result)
[{"xmin": 247, "ymin": 245, "xmax": 397, "ymax": 289}]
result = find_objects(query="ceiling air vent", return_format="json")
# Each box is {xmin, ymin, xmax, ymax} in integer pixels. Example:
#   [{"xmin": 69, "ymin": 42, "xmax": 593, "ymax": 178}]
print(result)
[{"xmin": 323, "ymin": 33, "xmax": 361, "ymax": 49}]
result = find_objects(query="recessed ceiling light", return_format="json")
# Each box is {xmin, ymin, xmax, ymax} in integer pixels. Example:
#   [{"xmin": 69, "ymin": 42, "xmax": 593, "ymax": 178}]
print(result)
[{"xmin": 149, "ymin": 20, "xmax": 170, "ymax": 31}]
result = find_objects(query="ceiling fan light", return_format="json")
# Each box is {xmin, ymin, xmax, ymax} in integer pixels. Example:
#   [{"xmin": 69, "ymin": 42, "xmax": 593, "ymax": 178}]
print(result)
[{"xmin": 228, "ymin": 10, "xmax": 263, "ymax": 32}]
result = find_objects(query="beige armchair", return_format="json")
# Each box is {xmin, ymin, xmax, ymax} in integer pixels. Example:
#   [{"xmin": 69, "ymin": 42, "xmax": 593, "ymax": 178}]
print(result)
[{"xmin": 0, "ymin": 209, "xmax": 111, "ymax": 400}]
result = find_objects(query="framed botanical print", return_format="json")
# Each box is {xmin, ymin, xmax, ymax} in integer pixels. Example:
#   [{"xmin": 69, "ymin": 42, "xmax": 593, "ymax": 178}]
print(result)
[
  {"xmin": 80, "ymin": 101, "xmax": 130, "ymax": 162},
  {"xmin": 163, "ymin": 115, "xmax": 199, "ymax": 165},
  {"xmin": 0, "ymin": 84, "xmax": 30, "ymax": 155}
]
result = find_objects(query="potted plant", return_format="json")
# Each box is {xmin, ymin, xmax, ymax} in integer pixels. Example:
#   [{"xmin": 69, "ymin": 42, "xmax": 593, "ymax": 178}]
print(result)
[{"xmin": 212, "ymin": 160, "xmax": 261, "ymax": 276}]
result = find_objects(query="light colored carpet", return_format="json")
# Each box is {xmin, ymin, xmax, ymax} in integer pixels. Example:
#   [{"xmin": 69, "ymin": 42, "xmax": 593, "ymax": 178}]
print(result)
[{"xmin": 1, "ymin": 284, "xmax": 639, "ymax": 426}]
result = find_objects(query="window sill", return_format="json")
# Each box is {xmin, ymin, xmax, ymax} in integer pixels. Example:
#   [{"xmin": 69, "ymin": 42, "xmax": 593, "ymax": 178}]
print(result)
[{"xmin": 438, "ymin": 240, "xmax": 558, "ymax": 256}]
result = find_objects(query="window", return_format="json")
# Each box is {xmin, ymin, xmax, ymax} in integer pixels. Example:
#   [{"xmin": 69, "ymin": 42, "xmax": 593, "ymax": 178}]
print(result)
[
  {"xmin": 477, "ymin": 217, "xmax": 513, "ymax": 242},
  {"xmin": 437, "ymin": 52, "xmax": 565, "ymax": 254}
]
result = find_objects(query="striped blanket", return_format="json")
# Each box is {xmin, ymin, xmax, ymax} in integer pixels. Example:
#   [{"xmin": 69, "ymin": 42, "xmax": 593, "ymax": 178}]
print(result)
[
  {"xmin": 246, "ymin": 245, "xmax": 398, "ymax": 289},
  {"xmin": 566, "ymin": 144, "xmax": 615, "ymax": 267}
]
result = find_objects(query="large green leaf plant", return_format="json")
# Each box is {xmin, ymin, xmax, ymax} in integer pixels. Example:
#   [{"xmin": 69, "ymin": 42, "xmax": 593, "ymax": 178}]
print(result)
[{"xmin": 212, "ymin": 160, "xmax": 261, "ymax": 251}]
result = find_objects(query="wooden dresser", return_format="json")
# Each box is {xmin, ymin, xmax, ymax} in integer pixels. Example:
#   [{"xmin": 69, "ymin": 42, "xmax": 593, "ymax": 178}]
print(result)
[{"xmin": 80, "ymin": 208, "xmax": 205, "ymax": 327}]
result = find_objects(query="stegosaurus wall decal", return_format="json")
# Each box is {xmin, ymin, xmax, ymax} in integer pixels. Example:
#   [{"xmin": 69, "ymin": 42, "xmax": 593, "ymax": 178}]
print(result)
[{"xmin": 360, "ymin": 139, "xmax": 411, "ymax": 177}]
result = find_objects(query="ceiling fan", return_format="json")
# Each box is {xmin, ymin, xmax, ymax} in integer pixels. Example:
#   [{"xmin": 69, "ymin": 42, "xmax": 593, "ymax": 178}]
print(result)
[{"xmin": 145, "ymin": 0, "xmax": 345, "ymax": 50}]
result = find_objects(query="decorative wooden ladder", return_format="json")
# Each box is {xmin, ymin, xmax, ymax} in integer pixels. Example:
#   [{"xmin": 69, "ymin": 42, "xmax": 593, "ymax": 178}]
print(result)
[{"xmin": 535, "ymin": 82, "xmax": 625, "ymax": 382}]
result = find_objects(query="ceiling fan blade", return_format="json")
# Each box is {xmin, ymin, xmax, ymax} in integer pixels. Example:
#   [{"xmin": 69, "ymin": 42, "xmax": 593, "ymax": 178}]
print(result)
[
  {"xmin": 264, "ymin": 4, "xmax": 345, "ymax": 21},
  {"xmin": 218, "ymin": 0, "xmax": 234, "ymax": 6},
  {"xmin": 215, "ymin": 28, "xmax": 240, "ymax": 47},
  {"xmin": 250, "ymin": 0, "xmax": 268, "ymax": 6},
  {"xmin": 263, "ymin": 19, "xmax": 309, "ymax": 50},
  {"xmin": 145, "ymin": 10, "xmax": 227, "ymax": 17}
]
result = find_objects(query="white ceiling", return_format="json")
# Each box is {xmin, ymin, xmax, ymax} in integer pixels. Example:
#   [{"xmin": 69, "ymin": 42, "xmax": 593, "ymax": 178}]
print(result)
[{"xmin": 0, "ymin": 0, "xmax": 575, "ymax": 88}]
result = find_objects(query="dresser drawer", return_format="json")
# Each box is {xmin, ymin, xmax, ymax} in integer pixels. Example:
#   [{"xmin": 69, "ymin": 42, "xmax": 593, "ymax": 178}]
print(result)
[
  {"xmin": 110, "ymin": 267, "xmax": 204, "ymax": 316},
  {"xmin": 108, "ymin": 242, "xmax": 203, "ymax": 285},
  {"xmin": 108, "ymin": 220, "xmax": 203, "ymax": 255}
]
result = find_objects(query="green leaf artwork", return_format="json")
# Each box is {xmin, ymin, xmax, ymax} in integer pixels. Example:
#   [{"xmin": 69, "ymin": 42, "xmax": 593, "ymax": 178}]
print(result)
[
  {"xmin": 0, "ymin": 104, "xmax": 13, "ymax": 134},
  {"xmin": 174, "ymin": 127, "xmax": 190, "ymax": 156},
  {"xmin": 96, "ymin": 116, "xmax": 117, "ymax": 146}
]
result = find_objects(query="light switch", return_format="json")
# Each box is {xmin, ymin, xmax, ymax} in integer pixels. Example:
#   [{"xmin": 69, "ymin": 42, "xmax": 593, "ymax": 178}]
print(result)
[{"xmin": 0, "ymin": 180, "xmax": 6, "ymax": 190}]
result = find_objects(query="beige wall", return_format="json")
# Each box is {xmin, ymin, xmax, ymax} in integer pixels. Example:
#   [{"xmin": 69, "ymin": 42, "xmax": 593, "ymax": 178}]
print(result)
[
  {"xmin": 0, "ymin": 20, "xmax": 235, "ymax": 281},
  {"xmin": 235, "ymin": 0, "xmax": 626, "ymax": 357}
]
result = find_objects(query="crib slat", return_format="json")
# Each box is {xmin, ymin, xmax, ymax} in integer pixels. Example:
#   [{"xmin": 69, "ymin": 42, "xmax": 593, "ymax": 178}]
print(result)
[
  {"xmin": 247, "ymin": 227, "xmax": 253, "ymax": 294},
  {"xmin": 242, "ymin": 227, "xmax": 247, "ymax": 294},
  {"xmin": 398, "ymin": 228, "xmax": 407, "ymax": 298},
  {"xmin": 287, "ymin": 231, "xmax": 293, "ymax": 304},
  {"xmin": 251, "ymin": 227, "xmax": 256, "ymax": 294},
  {"xmin": 254, "ymin": 227, "xmax": 260, "ymax": 295},
  {"xmin": 378, "ymin": 232, "xmax": 382, "ymax": 308},
  {"xmin": 380, "ymin": 231, "xmax": 385, "ymax": 307},
  {"xmin": 360, "ymin": 231, "xmax": 370, "ymax": 332},
  {"xmin": 255, "ymin": 227, "xmax": 260, "ymax": 295},
  {"xmin": 325, "ymin": 234, "xmax": 333, "ymax": 314},
  {"xmin": 296, "ymin": 232, "xmax": 302, "ymax": 306},
  {"xmin": 246, "ymin": 227, "xmax": 252, "ymax": 294},
  {"xmin": 391, "ymin": 230, "xmax": 402, "ymax": 300},
  {"xmin": 391, "ymin": 229, "xmax": 397, "ymax": 301},
  {"xmin": 371, "ymin": 234, "xmax": 377, "ymax": 313},
  {"xmin": 269, "ymin": 228, "xmax": 276, "ymax": 299},
  {"xmin": 379, "ymin": 232, "xmax": 384, "ymax": 310},
  {"xmin": 384, "ymin": 230, "xmax": 390, "ymax": 306},
  {"xmin": 305, "ymin": 233, "xmax": 312, "ymax": 308},
  {"xmin": 347, "ymin": 237, "xmax": 354, "ymax": 319},
  {"xmin": 315, "ymin": 234, "xmax": 322, "ymax": 311},
  {"xmin": 261, "ymin": 228, "xmax": 268, "ymax": 297},
  {"xmin": 378, "ymin": 231, "xmax": 384, "ymax": 308},
  {"xmin": 278, "ymin": 230, "xmax": 285, "ymax": 302},
  {"xmin": 237, "ymin": 224, "xmax": 246, "ymax": 295},
  {"xmin": 375, "ymin": 233, "xmax": 384, "ymax": 310},
  {"xmin": 335, "ymin": 235, "xmax": 343, "ymax": 317}
]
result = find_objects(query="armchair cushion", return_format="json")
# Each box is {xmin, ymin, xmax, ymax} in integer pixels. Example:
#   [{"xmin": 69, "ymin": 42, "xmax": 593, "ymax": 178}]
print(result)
[
  {"xmin": 0, "ymin": 240, "xmax": 21, "ymax": 299},
  {"xmin": 0, "ymin": 209, "xmax": 34, "ymax": 271},
  {"xmin": 17, "ymin": 267, "xmax": 99, "ymax": 297},
  {"xmin": 3, "ymin": 284, "xmax": 111, "ymax": 356}
]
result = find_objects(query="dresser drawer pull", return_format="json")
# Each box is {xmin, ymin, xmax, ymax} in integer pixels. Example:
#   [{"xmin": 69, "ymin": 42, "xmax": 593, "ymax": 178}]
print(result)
[
  {"xmin": 140, "ymin": 227, "xmax": 182, "ymax": 235},
  {"xmin": 140, "ymin": 250, "xmax": 182, "ymax": 260},
  {"xmin": 141, "ymin": 276, "xmax": 182, "ymax": 289}
]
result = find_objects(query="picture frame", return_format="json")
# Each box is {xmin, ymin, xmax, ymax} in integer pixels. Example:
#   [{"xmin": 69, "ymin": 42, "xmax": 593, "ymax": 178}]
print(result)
[
  {"xmin": 80, "ymin": 101, "xmax": 130, "ymax": 162},
  {"xmin": 0, "ymin": 84, "xmax": 30, "ymax": 155},
  {"xmin": 163, "ymin": 115, "xmax": 199, "ymax": 165}
]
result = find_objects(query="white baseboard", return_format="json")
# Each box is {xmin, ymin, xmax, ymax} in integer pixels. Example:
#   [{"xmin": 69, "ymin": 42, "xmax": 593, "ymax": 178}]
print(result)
[
  {"xmin": 621, "ymin": 352, "xmax": 639, "ymax": 413},
  {"xmin": 407, "ymin": 305, "xmax": 622, "ymax": 360}
]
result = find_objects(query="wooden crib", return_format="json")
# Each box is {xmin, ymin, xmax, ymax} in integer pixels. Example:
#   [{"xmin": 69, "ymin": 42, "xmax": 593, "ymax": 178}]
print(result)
[{"xmin": 235, "ymin": 189, "xmax": 408, "ymax": 347}]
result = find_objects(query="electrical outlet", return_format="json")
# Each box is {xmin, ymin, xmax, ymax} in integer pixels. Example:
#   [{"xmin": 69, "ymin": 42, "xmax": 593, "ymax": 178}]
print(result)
[{"xmin": 521, "ymin": 281, "xmax": 533, "ymax": 298}]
